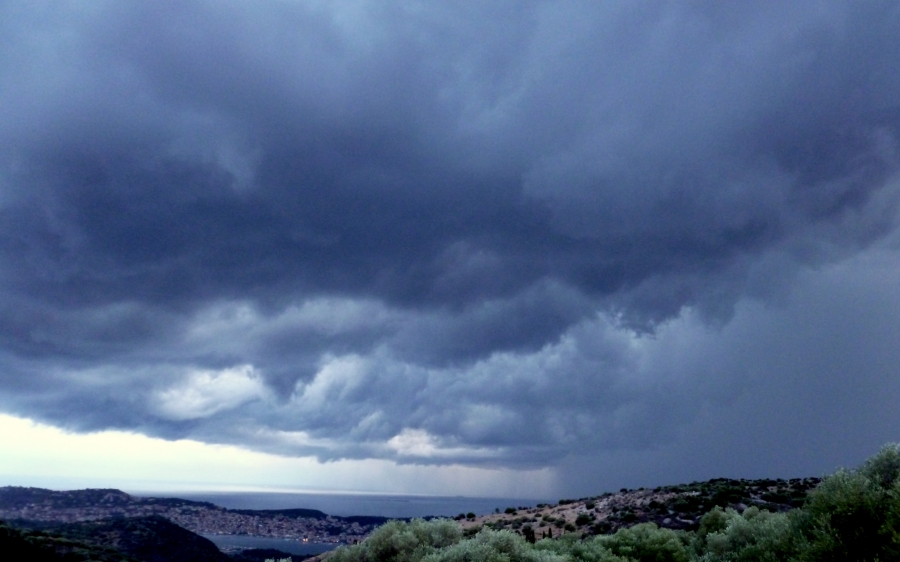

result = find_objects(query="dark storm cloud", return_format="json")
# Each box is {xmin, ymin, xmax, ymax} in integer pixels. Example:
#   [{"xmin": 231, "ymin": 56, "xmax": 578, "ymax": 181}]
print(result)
[
  {"xmin": 556, "ymin": 245, "xmax": 900, "ymax": 493},
  {"xmin": 1, "ymin": 0, "xmax": 899, "ymax": 479}
]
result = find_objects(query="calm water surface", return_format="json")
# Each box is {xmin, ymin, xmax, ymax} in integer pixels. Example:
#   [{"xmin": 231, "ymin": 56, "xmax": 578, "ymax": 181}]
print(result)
[
  {"xmin": 172, "ymin": 492, "xmax": 549, "ymax": 519},
  {"xmin": 201, "ymin": 534, "xmax": 338, "ymax": 556}
]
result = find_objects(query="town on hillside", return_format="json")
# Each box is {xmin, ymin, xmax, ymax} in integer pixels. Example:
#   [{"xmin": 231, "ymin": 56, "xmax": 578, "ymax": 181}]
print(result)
[{"xmin": 0, "ymin": 487, "xmax": 387, "ymax": 545}]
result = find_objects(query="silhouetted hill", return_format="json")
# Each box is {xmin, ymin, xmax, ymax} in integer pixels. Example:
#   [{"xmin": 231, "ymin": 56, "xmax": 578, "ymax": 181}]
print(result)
[
  {"xmin": 230, "ymin": 508, "xmax": 329, "ymax": 519},
  {"xmin": 17, "ymin": 515, "xmax": 231, "ymax": 562},
  {"xmin": 0, "ymin": 518, "xmax": 137, "ymax": 562},
  {"xmin": 0, "ymin": 487, "xmax": 218, "ymax": 511},
  {"xmin": 0, "ymin": 487, "xmax": 132, "ymax": 509}
]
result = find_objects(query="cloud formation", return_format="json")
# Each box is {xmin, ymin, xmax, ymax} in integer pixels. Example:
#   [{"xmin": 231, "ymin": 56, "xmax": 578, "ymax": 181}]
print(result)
[
  {"xmin": 1, "ymin": 1, "xmax": 899, "ymax": 494},
  {"xmin": 152, "ymin": 365, "xmax": 269, "ymax": 420}
]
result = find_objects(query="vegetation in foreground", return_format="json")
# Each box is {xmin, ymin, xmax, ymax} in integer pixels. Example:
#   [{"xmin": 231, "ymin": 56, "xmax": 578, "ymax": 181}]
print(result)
[{"xmin": 326, "ymin": 444, "xmax": 900, "ymax": 562}]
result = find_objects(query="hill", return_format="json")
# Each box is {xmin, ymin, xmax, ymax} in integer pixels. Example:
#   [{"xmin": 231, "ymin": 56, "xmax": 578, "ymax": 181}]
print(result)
[
  {"xmin": 457, "ymin": 475, "xmax": 821, "ymax": 537},
  {"xmin": 0, "ymin": 518, "xmax": 137, "ymax": 562},
  {"xmin": 314, "ymin": 444, "xmax": 900, "ymax": 562},
  {"xmin": 2, "ymin": 516, "xmax": 308, "ymax": 562},
  {"xmin": 15, "ymin": 515, "xmax": 232, "ymax": 562},
  {"xmin": 0, "ymin": 487, "xmax": 388, "ymax": 544}
]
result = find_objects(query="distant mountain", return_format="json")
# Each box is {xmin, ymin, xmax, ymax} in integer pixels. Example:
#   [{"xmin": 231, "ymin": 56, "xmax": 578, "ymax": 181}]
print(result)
[{"xmin": 0, "ymin": 487, "xmax": 218, "ymax": 511}]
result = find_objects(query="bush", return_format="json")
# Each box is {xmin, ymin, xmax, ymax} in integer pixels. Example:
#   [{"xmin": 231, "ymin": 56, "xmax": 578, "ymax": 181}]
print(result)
[
  {"xmin": 329, "ymin": 519, "xmax": 462, "ymax": 562},
  {"xmin": 534, "ymin": 532, "xmax": 627, "ymax": 562},
  {"xmin": 860, "ymin": 442, "xmax": 900, "ymax": 489},
  {"xmin": 695, "ymin": 507, "xmax": 799, "ymax": 562},
  {"xmin": 796, "ymin": 444, "xmax": 900, "ymax": 562},
  {"xmin": 422, "ymin": 528, "xmax": 567, "ymax": 562},
  {"xmin": 595, "ymin": 523, "xmax": 692, "ymax": 562}
]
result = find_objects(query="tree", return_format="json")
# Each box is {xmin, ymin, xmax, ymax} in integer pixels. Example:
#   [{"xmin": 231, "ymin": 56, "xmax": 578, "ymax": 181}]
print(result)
[{"xmin": 797, "ymin": 443, "xmax": 900, "ymax": 562}]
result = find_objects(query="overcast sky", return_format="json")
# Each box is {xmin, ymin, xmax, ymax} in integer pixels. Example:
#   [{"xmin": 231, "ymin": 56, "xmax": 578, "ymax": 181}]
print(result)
[{"xmin": 1, "ymin": 1, "xmax": 899, "ymax": 499}]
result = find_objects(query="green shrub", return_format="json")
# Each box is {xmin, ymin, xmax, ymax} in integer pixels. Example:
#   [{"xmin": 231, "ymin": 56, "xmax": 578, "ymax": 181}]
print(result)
[
  {"xmin": 796, "ymin": 444, "xmax": 900, "ymax": 562},
  {"xmin": 329, "ymin": 519, "xmax": 462, "ymax": 562},
  {"xmin": 462, "ymin": 525, "xmax": 481, "ymax": 538},
  {"xmin": 534, "ymin": 532, "xmax": 629, "ymax": 562},
  {"xmin": 671, "ymin": 498, "xmax": 693, "ymax": 513},
  {"xmin": 421, "ymin": 528, "xmax": 567, "ymax": 562},
  {"xmin": 695, "ymin": 506, "xmax": 800, "ymax": 562},
  {"xmin": 595, "ymin": 523, "xmax": 692, "ymax": 562},
  {"xmin": 860, "ymin": 442, "xmax": 900, "ymax": 489}
]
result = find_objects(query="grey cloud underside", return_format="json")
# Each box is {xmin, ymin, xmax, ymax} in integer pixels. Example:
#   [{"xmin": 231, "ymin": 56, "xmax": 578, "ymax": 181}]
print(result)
[{"xmin": 1, "ymin": 1, "xmax": 900, "ymax": 475}]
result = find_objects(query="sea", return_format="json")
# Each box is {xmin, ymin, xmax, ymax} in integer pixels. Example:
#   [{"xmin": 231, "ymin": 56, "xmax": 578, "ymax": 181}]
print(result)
[
  {"xmin": 199, "ymin": 535, "xmax": 339, "ymax": 557},
  {"xmin": 157, "ymin": 492, "xmax": 551, "ymax": 556},
  {"xmin": 175, "ymin": 491, "xmax": 546, "ymax": 518}
]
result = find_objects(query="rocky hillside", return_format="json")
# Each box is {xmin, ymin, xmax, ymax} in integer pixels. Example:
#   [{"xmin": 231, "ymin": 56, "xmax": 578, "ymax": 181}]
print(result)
[{"xmin": 457, "ymin": 476, "xmax": 821, "ymax": 537}]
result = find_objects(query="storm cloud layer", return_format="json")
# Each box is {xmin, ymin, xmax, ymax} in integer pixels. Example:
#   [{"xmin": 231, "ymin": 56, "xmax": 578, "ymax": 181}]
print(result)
[{"xmin": 2, "ymin": 1, "xmax": 900, "ymax": 492}]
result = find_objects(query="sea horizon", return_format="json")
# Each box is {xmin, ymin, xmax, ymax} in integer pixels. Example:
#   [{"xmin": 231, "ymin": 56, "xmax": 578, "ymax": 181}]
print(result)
[{"xmin": 141, "ymin": 490, "xmax": 553, "ymax": 519}]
